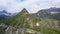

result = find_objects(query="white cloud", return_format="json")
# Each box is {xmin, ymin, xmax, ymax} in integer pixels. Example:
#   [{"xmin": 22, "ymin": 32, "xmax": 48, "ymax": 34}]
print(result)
[{"xmin": 0, "ymin": 0, "xmax": 60, "ymax": 13}]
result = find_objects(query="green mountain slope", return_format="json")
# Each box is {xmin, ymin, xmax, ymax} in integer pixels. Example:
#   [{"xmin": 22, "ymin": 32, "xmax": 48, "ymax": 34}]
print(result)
[{"xmin": 0, "ymin": 8, "xmax": 60, "ymax": 34}]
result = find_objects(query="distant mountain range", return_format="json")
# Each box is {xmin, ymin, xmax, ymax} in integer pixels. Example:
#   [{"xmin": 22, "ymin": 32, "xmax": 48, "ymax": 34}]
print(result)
[
  {"xmin": 0, "ymin": 7, "xmax": 60, "ymax": 20},
  {"xmin": 0, "ymin": 10, "xmax": 13, "ymax": 20},
  {"xmin": 33, "ymin": 7, "xmax": 60, "ymax": 20}
]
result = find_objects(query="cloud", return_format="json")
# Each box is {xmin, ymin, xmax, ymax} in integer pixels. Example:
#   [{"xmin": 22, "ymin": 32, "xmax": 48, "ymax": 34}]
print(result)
[{"xmin": 0, "ymin": 0, "xmax": 60, "ymax": 13}]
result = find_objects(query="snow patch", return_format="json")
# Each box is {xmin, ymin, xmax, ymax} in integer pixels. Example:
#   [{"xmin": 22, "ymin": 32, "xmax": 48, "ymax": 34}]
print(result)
[{"xmin": 50, "ymin": 12, "xmax": 60, "ymax": 14}]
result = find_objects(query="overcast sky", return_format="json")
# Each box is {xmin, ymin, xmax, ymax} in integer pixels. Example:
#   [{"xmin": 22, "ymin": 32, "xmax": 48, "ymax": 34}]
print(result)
[{"xmin": 0, "ymin": 0, "xmax": 60, "ymax": 13}]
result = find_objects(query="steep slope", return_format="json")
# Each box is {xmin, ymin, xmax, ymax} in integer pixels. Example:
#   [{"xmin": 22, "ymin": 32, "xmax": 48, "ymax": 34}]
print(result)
[{"xmin": 4, "ymin": 8, "xmax": 41, "ymax": 34}]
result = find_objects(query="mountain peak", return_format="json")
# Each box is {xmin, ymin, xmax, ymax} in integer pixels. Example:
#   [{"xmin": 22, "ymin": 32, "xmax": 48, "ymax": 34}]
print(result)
[
  {"xmin": 16, "ymin": 8, "xmax": 29, "ymax": 16},
  {"xmin": 21, "ymin": 8, "xmax": 28, "ymax": 13},
  {"xmin": 20, "ymin": 8, "xmax": 29, "ymax": 15}
]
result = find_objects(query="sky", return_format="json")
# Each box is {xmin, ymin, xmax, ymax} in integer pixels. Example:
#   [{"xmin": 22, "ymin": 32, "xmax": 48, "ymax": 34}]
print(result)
[{"xmin": 0, "ymin": 0, "xmax": 60, "ymax": 13}]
